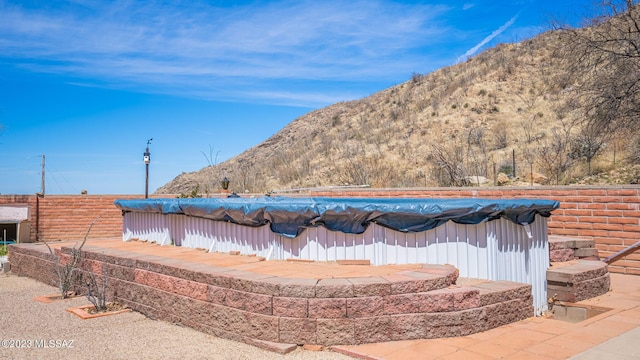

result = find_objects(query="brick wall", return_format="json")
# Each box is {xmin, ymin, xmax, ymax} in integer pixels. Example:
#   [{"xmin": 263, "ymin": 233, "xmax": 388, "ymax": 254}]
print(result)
[
  {"xmin": 0, "ymin": 194, "xmax": 152, "ymax": 242},
  {"xmin": 310, "ymin": 186, "xmax": 640, "ymax": 275},
  {"xmin": 1, "ymin": 186, "xmax": 639, "ymax": 274}
]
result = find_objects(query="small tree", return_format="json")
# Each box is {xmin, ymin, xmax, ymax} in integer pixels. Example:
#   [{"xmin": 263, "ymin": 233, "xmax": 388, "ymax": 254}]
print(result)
[
  {"xmin": 536, "ymin": 124, "xmax": 575, "ymax": 184},
  {"xmin": 570, "ymin": 122, "xmax": 608, "ymax": 174},
  {"xmin": 430, "ymin": 142, "xmax": 469, "ymax": 187},
  {"xmin": 556, "ymin": 1, "xmax": 640, "ymax": 140}
]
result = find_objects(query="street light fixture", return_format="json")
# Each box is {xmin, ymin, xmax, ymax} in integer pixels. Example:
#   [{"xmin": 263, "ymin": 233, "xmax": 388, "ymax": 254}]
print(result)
[
  {"xmin": 144, "ymin": 138, "xmax": 152, "ymax": 198},
  {"xmin": 221, "ymin": 177, "xmax": 230, "ymax": 191}
]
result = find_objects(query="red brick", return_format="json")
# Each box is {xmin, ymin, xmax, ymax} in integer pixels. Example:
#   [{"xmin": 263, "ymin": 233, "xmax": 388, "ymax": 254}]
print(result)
[
  {"xmin": 595, "ymin": 237, "xmax": 624, "ymax": 245},
  {"xmin": 592, "ymin": 223, "xmax": 623, "ymax": 231},
  {"xmin": 608, "ymin": 203, "xmax": 638, "ymax": 210},
  {"xmin": 563, "ymin": 209, "xmax": 593, "ymax": 217},
  {"xmin": 625, "ymin": 267, "xmax": 640, "ymax": 275},
  {"xmin": 592, "ymin": 210, "xmax": 623, "ymax": 217},
  {"xmin": 549, "ymin": 228, "xmax": 578, "ymax": 236},
  {"xmin": 547, "ymin": 190, "xmax": 577, "ymax": 196},
  {"xmin": 558, "ymin": 203, "xmax": 577, "ymax": 209},
  {"xmin": 563, "ymin": 196, "xmax": 594, "ymax": 203},
  {"xmin": 565, "ymin": 222, "xmax": 593, "ymax": 230},
  {"xmin": 604, "ymin": 244, "xmax": 627, "ymax": 252},
  {"xmin": 577, "ymin": 203, "xmax": 607, "ymax": 210},
  {"xmin": 607, "ymin": 266, "xmax": 626, "ymax": 274},
  {"xmin": 552, "ymin": 216, "xmax": 578, "ymax": 223},
  {"xmin": 623, "ymin": 252, "xmax": 640, "ymax": 261},
  {"xmin": 608, "ymin": 259, "xmax": 640, "ymax": 268},
  {"xmin": 608, "ymin": 189, "xmax": 639, "ymax": 196},
  {"xmin": 622, "ymin": 225, "xmax": 640, "ymax": 234},
  {"xmin": 592, "ymin": 196, "xmax": 622, "ymax": 203},
  {"xmin": 609, "ymin": 231, "xmax": 640, "ymax": 239},
  {"xmin": 624, "ymin": 239, "xmax": 640, "ymax": 246},
  {"xmin": 576, "ymin": 229, "xmax": 609, "ymax": 237},
  {"xmin": 579, "ymin": 216, "xmax": 608, "ymax": 224},
  {"xmin": 577, "ymin": 189, "xmax": 607, "ymax": 196},
  {"xmin": 609, "ymin": 217, "xmax": 639, "ymax": 225}
]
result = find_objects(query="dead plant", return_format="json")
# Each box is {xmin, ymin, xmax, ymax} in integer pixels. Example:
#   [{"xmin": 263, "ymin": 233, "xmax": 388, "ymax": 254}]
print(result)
[
  {"xmin": 43, "ymin": 216, "xmax": 100, "ymax": 299},
  {"xmin": 85, "ymin": 262, "xmax": 109, "ymax": 312}
]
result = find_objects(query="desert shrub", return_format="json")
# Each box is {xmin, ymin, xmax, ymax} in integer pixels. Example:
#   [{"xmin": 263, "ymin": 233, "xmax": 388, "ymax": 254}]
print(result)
[{"xmin": 430, "ymin": 142, "xmax": 469, "ymax": 187}]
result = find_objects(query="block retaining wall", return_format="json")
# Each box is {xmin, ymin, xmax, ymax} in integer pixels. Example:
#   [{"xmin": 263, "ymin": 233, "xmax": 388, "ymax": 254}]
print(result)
[{"xmin": 8, "ymin": 243, "xmax": 533, "ymax": 347}]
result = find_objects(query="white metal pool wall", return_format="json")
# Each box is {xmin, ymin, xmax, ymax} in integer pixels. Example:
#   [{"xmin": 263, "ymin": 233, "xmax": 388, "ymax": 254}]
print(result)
[{"xmin": 122, "ymin": 212, "xmax": 549, "ymax": 315}]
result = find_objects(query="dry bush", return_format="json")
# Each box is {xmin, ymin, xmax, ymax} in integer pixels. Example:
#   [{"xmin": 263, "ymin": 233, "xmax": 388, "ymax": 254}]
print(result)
[
  {"xmin": 535, "ymin": 122, "xmax": 575, "ymax": 184},
  {"xmin": 430, "ymin": 142, "xmax": 469, "ymax": 187}
]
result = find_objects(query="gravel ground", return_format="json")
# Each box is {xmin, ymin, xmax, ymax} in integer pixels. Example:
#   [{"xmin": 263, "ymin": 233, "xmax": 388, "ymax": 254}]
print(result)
[{"xmin": 0, "ymin": 273, "xmax": 351, "ymax": 360}]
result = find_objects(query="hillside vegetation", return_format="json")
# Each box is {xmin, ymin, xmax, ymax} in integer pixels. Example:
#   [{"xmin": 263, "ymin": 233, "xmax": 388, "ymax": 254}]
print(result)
[{"xmin": 157, "ymin": 2, "xmax": 640, "ymax": 196}]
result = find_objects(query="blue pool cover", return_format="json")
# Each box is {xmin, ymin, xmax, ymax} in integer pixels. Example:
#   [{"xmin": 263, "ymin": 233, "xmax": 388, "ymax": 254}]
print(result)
[{"xmin": 114, "ymin": 197, "xmax": 559, "ymax": 238}]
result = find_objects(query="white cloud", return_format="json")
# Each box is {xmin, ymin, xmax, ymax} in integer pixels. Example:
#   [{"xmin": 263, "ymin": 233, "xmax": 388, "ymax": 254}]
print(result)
[
  {"xmin": 0, "ymin": 0, "xmax": 457, "ymax": 106},
  {"xmin": 455, "ymin": 13, "xmax": 519, "ymax": 63}
]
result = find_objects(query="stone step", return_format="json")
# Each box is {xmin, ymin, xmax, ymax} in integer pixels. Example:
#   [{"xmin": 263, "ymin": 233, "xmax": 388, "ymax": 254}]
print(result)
[
  {"xmin": 548, "ymin": 235, "xmax": 599, "ymax": 262},
  {"xmin": 547, "ymin": 260, "xmax": 610, "ymax": 303}
]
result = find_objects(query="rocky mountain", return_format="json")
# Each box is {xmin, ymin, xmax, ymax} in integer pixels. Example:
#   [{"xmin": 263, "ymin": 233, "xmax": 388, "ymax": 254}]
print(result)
[{"xmin": 157, "ymin": 4, "xmax": 640, "ymax": 195}]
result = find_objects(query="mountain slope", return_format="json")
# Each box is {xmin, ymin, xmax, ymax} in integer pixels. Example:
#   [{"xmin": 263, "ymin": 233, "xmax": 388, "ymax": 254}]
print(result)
[{"xmin": 157, "ymin": 7, "xmax": 640, "ymax": 195}]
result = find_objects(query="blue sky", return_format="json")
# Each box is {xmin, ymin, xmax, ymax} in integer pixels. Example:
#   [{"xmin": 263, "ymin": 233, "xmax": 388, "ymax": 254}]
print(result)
[{"xmin": 0, "ymin": 0, "xmax": 590, "ymax": 195}]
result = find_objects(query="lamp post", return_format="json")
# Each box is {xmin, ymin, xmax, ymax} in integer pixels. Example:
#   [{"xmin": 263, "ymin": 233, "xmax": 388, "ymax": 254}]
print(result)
[
  {"xmin": 221, "ymin": 177, "xmax": 230, "ymax": 192},
  {"xmin": 144, "ymin": 138, "xmax": 152, "ymax": 199}
]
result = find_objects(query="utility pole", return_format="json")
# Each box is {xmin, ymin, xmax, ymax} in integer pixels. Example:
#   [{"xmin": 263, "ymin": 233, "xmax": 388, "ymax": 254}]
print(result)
[
  {"xmin": 144, "ymin": 139, "xmax": 152, "ymax": 199},
  {"xmin": 512, "ymin": 149, "xmax": 516, "ymax": 178},
  {"xmin": 41, "ymin": 154, "xmax": 45, "ymax": 196}
]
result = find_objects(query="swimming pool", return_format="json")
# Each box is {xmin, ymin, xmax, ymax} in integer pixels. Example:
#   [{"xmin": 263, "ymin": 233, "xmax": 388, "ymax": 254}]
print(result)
[{"xmin": 115, "ymin": 196, "xmax": 559, "ymax": 314}]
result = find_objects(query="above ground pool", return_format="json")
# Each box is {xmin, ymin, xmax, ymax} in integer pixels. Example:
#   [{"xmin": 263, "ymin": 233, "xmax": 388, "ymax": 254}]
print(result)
[{"xmin": 115, "ymin": 196, "xmax": 559, "ymax": 314}]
